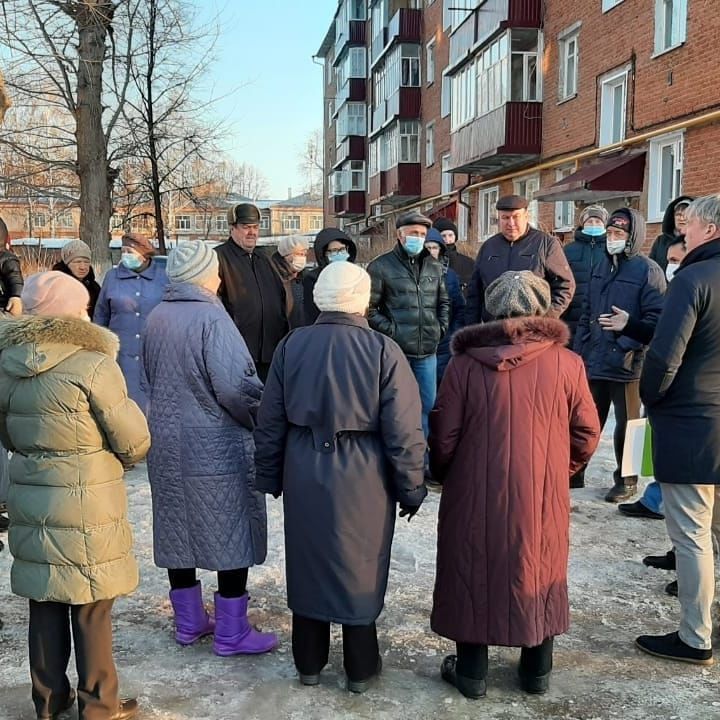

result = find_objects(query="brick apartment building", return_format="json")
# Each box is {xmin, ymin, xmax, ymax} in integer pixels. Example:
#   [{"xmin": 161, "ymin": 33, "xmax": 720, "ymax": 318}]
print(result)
[{"xmin": 318, "ymin": 0, "xmax": 720, "ymax": 250}]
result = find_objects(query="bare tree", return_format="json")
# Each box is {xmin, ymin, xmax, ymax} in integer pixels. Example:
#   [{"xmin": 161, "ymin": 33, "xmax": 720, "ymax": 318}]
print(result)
[{"xmin": 297, "ymin": 129, "xmax": 324, "ymax": 199}]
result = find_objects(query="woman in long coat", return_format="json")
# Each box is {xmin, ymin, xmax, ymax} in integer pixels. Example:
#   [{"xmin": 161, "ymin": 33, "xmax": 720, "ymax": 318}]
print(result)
[
  {"xmin": 142, "ymin": 241, "xmax": 277, "ymax": 657},
  {"xmin": 429, "ymin": 271, "xmax": 600, "ymax": 699},
  {"xmin": 94, "ymin": 233, "xmax": 168, "ymax": 411},
  {"xmin": 0, "ymin": 271, "xmax": 150, "ymax": 720},
  {"xmin": 255, "ymin": 261, "xmax": 428, "ymax": 693}
]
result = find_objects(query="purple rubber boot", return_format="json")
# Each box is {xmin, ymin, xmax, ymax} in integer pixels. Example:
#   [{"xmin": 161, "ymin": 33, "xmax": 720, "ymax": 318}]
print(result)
[
  {"xmin": 212, "ymin": 593, "xmax": 278, "ymax": 656},
  {"xmin": 169, "ymin": 582, "xmax": 215, "ymax": 646}
]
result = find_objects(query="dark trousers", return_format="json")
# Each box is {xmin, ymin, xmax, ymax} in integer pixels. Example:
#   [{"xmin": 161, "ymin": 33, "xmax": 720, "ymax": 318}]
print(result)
[
  {"xmin": 291, "ymin": 614, "xmax": 379, "ymax": 682},
  {"xmin": 255, "ymin": 362, "xmax": 271, "ymax": 385},
  {"xmin": 573, "ymin": 379, "xmax": 641, "ymax": 485},
  {"xmin": 456, "ymin": 637, "xmax": 554, "ymax": 680},
  {"xmin": 168, "ymin": 568, "xmax": 248, "ymax": 598},
  {"xmin": 29, "ymin": 599, "xmax": 119, "ymax": 720}
]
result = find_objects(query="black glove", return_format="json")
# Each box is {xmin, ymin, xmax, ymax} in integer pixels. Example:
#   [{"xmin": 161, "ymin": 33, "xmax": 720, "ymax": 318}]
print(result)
[{"xmin": 399, "ymin": 504, "xmax": 419, "ymax": 522}]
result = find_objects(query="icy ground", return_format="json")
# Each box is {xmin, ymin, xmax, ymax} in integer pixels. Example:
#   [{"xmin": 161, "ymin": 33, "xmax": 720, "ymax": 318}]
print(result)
[{"xmin": 2, "ymin": 425, "xmax": 719, "ymax": 720}]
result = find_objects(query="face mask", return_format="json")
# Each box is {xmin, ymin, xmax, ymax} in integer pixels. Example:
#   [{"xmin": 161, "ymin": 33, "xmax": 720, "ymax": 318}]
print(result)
[
  {"xmin": 403, "ymin": 236, "xmax": 424, "ymax": 256},
  {"xmin": 290, "ymin": 256, "xmax": 306, "ymax": 272},
  {"xmin": 584, "ymin": 226, "xmax": 606, "ymax": 237},
  {"xmin": 328, "ymin": 250, "xmax": 349, "ymax": 263},
  {"xmin": 606, "ymin": 239, "xmax": 627, "ymax": 256},
  {"xmin": 666, "ymin": 263, "xmax": 680, "ymax": 282},
  {"xmin": 121, "ymin": 253, "xmax": 144, "ymax": 270}
]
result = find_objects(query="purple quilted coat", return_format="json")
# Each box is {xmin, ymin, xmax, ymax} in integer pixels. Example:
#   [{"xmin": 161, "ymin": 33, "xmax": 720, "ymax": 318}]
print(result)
[{"xmin": 142, "ymin": 282, "xmax": 267, "ymax": 570}]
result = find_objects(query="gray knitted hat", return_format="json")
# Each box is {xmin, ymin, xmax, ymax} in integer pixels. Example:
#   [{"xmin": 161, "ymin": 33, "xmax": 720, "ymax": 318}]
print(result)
[
  {"xmin": 167, "ymin": 241, "xmax": 219, "ymax": 286},
  {"xmin": 484, "ymin": 270, "xmax": 551, "ymax": 319},
  {"xmin": 61, "ymin": 239, "xmax": 91, "ymax": 264}
]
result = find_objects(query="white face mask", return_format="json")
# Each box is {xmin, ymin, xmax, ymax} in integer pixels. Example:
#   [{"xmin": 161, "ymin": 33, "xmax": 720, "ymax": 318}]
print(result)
[
  {"xmin": 666, "ymin": 263, "xmax": 680, "ymax": 282},
  {"xmin": 606, "ymin": 239, "xmax": 627, "ymax": 256},
  {"xmin": 290, "ymin": 256, "xmax": 306, "ymax": 272}
]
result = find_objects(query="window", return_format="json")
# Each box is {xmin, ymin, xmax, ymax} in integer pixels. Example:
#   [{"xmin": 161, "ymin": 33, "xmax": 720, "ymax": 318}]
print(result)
[
  {"xmin": 451, "ymin": 59, "xmax": 478, "ymax": 130},
  {"xmin": 371, "ymin": 0, "xmax": 389, "ymax": 59},
  {"xmin": 441, "ymin": 154, "xmax": 453, "ymax": 194},
  {"xmin": 477, "ymin": 34, "xmax": 509, "ymax": 118},
  {"xmin": 444, "ymin": 0, "xmax": 478, "ymax": 31},
  {"xmin": 602, "ymin": 0, "xmax": 624, "ymax": 10},
  {"xmin": 554, "ymin": 166, "xmax": 576, "ymax": 230},
  {"xmin": 441, "ymin": 73, "xmax": 451, "ymax": 117},
  {"xmin": 399, "ymin": 121, "xmax": 420, "ymax": 163},
  {"xmin": 654, "ymin": 0, "xmax": 687, "ymax": 54},
  {"xmin": 649, "ymin": 132, "xmax": 684, "ymax": 222},
  {"xmin": 479, "ymin": 186, "xmax": 499, "ymax": 240},
  {"xmin": 337, "ymin": 102, "xmax": 367, "ymax": 138},
  {"xmin": 510, "ymin": 30, "xmax": 541, "ymax": 103},
  {"xmin": 131, "ymin": 214, "xmax": 151, "ymax": 231},
  {"xmin": 401, "ymin": 46, "xmax": 421, "ymax": 87},
  {"xmin": 311, "ymin": 215, "xmax": 323, "ymax": 230},
  {"xmin": 175, "ymin": 215, "xmax": 191, "ymax": 231},
  {"xmin": 327, "ymin": 99, "xmax": 335, "ymax": 127},
  {"xmin": 260, "ymin": 215, "xmax": 270, "ymax": 231},
  {"xmin": 33, "ymin": 212, "xmax": 48, "ymax": 228},
  {"xmin": 215, "ymin": 215, "xmax": 228, "ymax": 232},
  {"xmin": 369, "ymin": 139, "xmax": 379, "ymax": 176},
  {"xmin": 458, "ymin": 201, "xmax": 469, "ymax": 243},
  {"xmin": 350, "ymin": 160, "xmax": 366, "ymax": 190},
  {"xmin": 194, "ymin": 214, "xmax": 206, "ymax": 231},
  {"xmin": 56, "ymin": 210, "xmax": 74, "ymax": 228},
  {"xmin": 426, "ymin": 39, "xmax": 436, "ymax": 85},
  {"xmin": 282, "ymin": 214, "xmax": 301, "ymax": 231},
  {"xmin": 425, "ymin": 122, "xmax": 435, "ymax": 167},
  {"xmin": 513, "ymin": 175, "xmax": 540, "ymax": 227},
  {"xmin": 599, "ymin": 67, "xmax": 629, "ymax": 146},
  {"xmin": 558, "ymin": 27, "xmax": 579, "ymax": 101}
]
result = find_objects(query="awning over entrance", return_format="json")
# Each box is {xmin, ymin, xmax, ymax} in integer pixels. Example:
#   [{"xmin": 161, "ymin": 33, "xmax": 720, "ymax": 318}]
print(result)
[
  {"xmin": 426, "ymin": 199, "xmax": 457, "ymax": 223},
  {"xmin": 534, "ymin": 151, "xmax": 647, "ymax": 203}
]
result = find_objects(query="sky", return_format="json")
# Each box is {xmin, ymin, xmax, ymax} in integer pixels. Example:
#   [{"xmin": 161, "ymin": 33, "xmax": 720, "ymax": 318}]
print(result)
[{"xmin": 197, "ymin": 0, "xmax": 338, "ymax": 199}]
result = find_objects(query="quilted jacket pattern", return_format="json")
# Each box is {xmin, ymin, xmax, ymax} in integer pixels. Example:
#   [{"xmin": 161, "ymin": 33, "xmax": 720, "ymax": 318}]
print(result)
[
  {"xmin": 0, "ymin": 316, "xmax": 150, "ymax": 604},
  {"xmin": 142, "ymin": 282, "xmax": 268, "ymax": 571}
]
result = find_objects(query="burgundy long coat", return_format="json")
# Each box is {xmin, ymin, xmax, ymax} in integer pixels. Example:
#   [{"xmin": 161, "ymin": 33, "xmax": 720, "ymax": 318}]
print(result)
[{"xmin": 429, "ymin": 317, "xmax": 600, "ymax": 648}]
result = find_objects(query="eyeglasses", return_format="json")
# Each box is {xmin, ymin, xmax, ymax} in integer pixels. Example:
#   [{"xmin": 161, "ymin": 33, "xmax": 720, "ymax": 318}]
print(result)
[{"xmin": 326, "ymin": 248, "xmax": 348, "ymax": 256}]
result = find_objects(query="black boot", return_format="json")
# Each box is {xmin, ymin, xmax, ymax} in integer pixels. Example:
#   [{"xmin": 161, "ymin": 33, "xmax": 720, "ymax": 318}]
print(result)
[
  {"xmin": 440, "ymin": 655, "xmax": 486, "ymax": 699},
  {"xmin": 519, "ymin": 638, "xmax": 553, "ymax": 695},
  {"xmin": 665, "ymin": 580, "xmax": 678, "ymax": 597},
  {"xmin": 346, "ymin": 656, "xmax": 382, "ymax": 694},
  {"xmin": 570, "ymin": 468, "xmax": 585, "ymax": 489},
  {"xmin": 605, "ymin": 481, "xmax": 637, "ymax": 503},
  {"xmin": 643, "ymin": 549, "xmax": 676, "ymax": 571}
]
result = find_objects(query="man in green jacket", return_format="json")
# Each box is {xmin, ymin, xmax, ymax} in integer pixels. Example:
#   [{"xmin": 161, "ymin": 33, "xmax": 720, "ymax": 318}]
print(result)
[{"xmin": 367, "ymin": 211, "xmax": 450, "ymax": 448}]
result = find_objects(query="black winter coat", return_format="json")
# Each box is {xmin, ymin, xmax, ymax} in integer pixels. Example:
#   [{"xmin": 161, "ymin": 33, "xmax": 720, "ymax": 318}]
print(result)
[
  {"xmin": 215, "ymin": 240, "xmax": 288, "ymax": 365},
  {"xmin": 367, "ymin": 244, "xmax": 450, "ymax": 359},
  {"xmin": 574, "ymin": 209, "xmax": 666, "ymax": 382},
  {"xmin": 466, "ymin": 228, "xmax": 576, "ymax": 323},
  {"xmin": 254, "ymin": 312, "xmax": 427, "ymax": 624},
  {"xmin": 561, "ymin": 229, "xmax": 607, "ymax": 344},
  {"xmin": 270, "ymin": 252, "xmax": 306, "ymax": 330},
  {"xmin": 444, "ymin": 245, "xmax": 475, "ymax": 294},
  {"xmin": 648, "ymin": 195, "xmax": 694, "ymax": 271},
  {"xmin": 0, "ymin": 250, "xmax": 23, "ymax": 311},
  {"xmin": 642, "ymin": 239, "xmax": 720, "ymax": 485},
  {"xmin": 52, "ymin": 261, "xmax": 101, "ymax": 319}
]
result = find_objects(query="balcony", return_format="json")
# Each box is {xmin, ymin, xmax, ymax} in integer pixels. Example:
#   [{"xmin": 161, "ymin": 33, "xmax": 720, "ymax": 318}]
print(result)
[
  {"xmin": 333, "ymin": 191, "xmax": 366, "ymax": 217},
  {"xmin": 371, "ymin": 87, "xmax": 421, "ymax": 135},
  {"xmin": 334, "ymin": 136, "xmax": 366, "ymax": 169},
  {"xmin": 335, "ymin": 78, "xmax": 367, "ymax": 110},
  {"xmin": 334, "ymin": 20, "xmax": 366, "ymax": 62},
  {"xmin": 449, "ymin": 0, "xmax": 541, "ymax": 71},
  {"xmin": 449, "ymin": 102, "xmax": 542, "ymax": 174},
  {"xmin": 368, "ymin": 164, "xmax": 421, "ymax": 204},
  {"xmin": 371, "ymin": 8, "xmax": 422, "ymax": 65}
]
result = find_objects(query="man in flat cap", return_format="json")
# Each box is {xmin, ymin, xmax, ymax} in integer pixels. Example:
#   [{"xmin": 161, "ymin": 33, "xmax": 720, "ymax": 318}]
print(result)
[
  {"xmin": 215, "ymin": 203, "xmax": 288, "ymax": 383},
  {"xmin": 466, "ymin": 195, "xmax": 575, "ymax": 323},
  {"xmin": 367, "ymin": 210, "xmax": 450, "ymax": 462}
]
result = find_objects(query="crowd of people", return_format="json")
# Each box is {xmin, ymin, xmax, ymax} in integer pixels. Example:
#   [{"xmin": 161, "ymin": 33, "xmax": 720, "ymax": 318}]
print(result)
[{"xmin": 0, "ymin": 191, "xmax": 719, "ymax": 719}]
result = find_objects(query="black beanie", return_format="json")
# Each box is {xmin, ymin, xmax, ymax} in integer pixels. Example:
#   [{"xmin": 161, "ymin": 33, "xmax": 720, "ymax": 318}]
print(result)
[{"xmin": 433, "ymin": 218, "xmax": 458, "ymax": 238}]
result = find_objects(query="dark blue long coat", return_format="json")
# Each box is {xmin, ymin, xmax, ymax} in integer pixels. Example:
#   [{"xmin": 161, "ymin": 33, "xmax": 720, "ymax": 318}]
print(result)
[
  {"xmin": 142, "ymin": 282, "xmax": 267, "ymax": 570},
  {"xmin": 254, "ymin": 313, "xmax": 428, "ymax": 625}
]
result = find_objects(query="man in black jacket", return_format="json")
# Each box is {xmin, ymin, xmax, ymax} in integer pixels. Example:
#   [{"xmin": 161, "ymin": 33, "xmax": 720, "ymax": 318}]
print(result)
[
  {"xmin": 432, "ymin": 218, "xmax": 474, "ymax": 296},
  {"xmin": 465, "ymin": 195, "xmax": 575, "ymax": 323},
  {"xmin": 636, "ymin": 195, "xmax": 720, "ymax": 666},
  {"xmin": 648, "ymin": 196, "xmax": 694, "ymax": 272},
  {"xmin": 367, "ymin": 210, "xmax": 450, "ymax": 444},
  {"xmin": 215, "ymin": 204, "xmax": 288, "ymax": 383}
]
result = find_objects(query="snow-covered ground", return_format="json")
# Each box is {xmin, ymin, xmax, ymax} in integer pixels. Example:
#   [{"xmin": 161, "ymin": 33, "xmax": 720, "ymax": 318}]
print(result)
[{"xmin": 1, "ymin": 425, "xmax": 719, "ymax": 720}]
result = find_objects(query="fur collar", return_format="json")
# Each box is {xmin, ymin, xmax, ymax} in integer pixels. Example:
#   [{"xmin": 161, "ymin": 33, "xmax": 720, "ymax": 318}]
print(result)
[
  {"xmin": 452, "ymin": 317, "xmax": 570, "ymax": 354},
  {"xmin": 0, "ymin": 315, "xmax": 119, "ymax": 357}
]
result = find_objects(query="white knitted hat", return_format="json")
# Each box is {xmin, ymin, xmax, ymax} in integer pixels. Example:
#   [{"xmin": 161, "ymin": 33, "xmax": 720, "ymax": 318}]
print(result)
[
  {"xmin": 313, "ymin": 262, "xmax": 371, "ymax": 315},
  {"xmin": 166, "ymin": 241, "xmax": 219, "ymax": 286}
]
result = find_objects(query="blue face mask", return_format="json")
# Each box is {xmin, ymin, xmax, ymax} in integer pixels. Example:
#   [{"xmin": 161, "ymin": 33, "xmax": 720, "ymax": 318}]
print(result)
[
  {"xmin": 328, "ymin": 250, "xmax": 350, "ymax": 263},
  {"xmin": 403, "ymin": 236, "xmax": 425, "ymax": 256},
  {"xmin": 584, "ymin": 226, "xmax": 606, "ymax": 237},
  {"xmin": 121, "ymin": 253, "xmax": 144, "ymax": 270}
]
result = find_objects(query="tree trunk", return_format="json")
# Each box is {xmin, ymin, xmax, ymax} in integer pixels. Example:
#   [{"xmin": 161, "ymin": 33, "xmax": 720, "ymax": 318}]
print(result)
[{"xmin": 73, "ymin": 2, "xmax": 116, "ymax": 265}]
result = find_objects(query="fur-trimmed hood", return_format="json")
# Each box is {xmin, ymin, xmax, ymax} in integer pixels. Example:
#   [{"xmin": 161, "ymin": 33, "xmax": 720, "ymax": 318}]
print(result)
[
  {"xmin": 0, "ymin": 315, "xmax": 119, "ymax": 378},
  {"xmin": 451, "ymin": 317, "xmax": 570, "ymax": 371}
]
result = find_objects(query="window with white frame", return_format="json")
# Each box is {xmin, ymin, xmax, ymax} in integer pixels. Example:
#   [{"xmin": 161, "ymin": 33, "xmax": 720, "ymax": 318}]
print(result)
[
  {"xmin": 311, "ymin": 215, "xmax": 323, "ymax": 230},
  {"xmin": 426, "ymin": 38, "xmax": 436, "ymax": 85},
  {"xmin": 260, "ymin": 215, "xmax": 270, "ymax": 230},
  {"xmin": 513, "ymin": 175, "xmax": 540, "ymax": 227},
  {"xmin": 458, "ymin": 201, "xmax": 469, "ymax": 242},
  {"xmin": 441, "ymin": 73, "xmax": 451, "ymax": 117},
  {"xmin": 425, "ymin": 122, "xmax": 435, "ymax": 167},
  {"xmin": 558, "ymin": 26, "xmax": 579, "ymax": 101},
  {"xmin": 648, "ymin": 132, "xmax": 684, "ymax": 222},
  {"xmin": 56, "ymin": 210, "xmax": 74, "ymax": 228},
  {"xmin": 350, "ymin": 160, "xmax": 366, "ymax": 190},
  {"xmin": 399, "ymin": 120, "xmax": 420, "ymax": 163},
  {"xmin": 554, "ymin": 166, "xmax": 576, "ymax": 230},
  {"xmin": 441, "ymin": 154, "xmax": 453, "ymax": 194},
  {"xmin": 443, "ymin": 0, "xmax": 479, "ymax": 31},
  {"xmin": 479, "ymin": 186, "xmax": 499, "ymax": 240},
  {"xmin": 599, "ymin": 67, "xmax": 629, "ymax": 146},
  {"xmin": 194, "ymin": 214, "xmax": 206, "ymax": 231},
  {"xmin": 477, "ymin": 34, "xmax": 509, "ymax": 117},
  {"xmin": 215, "ymin": 215, "xmax": 228, "ymax": 232},
  {"xmin": 369, "ymin": 139, "xmax": 379, "ymax": 176},
  {"xmin": 602, "ymin": 0, "xmax": 624, "ymax": 11},
  {"xmin": 282, "ymin": 214, "xmax": 301, "ymax": 231},
  {"xmin": 175, "ymin": 215, "xmax": 191, "ymax": 231},
  {"xmin": 337, "ymin": 102, "xmax": 367, "ymax": 138},
  {"xmin": 451, "ymin": 60, "xmax": 477, "ymax": 130},
  {"xmin": 654, "ymin": 0, "xmax": 687, "ymax": 54},
  {"xmin": 401, "ymin": 45, "xmax": 421, "ymax": 87},
  {"xmin": 510, "ymin": 30, "xmax": 541, "ymax": 103}
]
